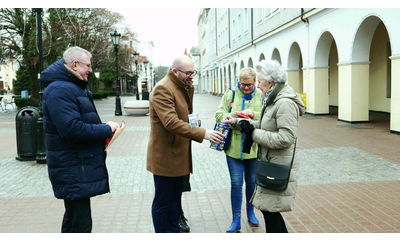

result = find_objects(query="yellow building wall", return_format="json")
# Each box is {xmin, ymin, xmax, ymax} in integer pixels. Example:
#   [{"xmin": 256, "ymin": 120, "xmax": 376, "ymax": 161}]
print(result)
[
  {"xmin": 329, "ymin": 43, "xmax": 339, "ymax": 106},
  {"xmin": 338, "ymin": 64, "xmax": 369, "ymax": 122},
  {"xmin": 287, "ymin": 71, "xmax": 300, "ymax": 93},
  {"xmin": 369, "ymin": 22, "xmax": 391, "ymax": 113},
  {"xmin": 390, "ymin": 58, "xmax": 400, "ymax": 132},
  {"xmin": 314, "ymin": 68, "xmax": 329, "ymax": 114}
]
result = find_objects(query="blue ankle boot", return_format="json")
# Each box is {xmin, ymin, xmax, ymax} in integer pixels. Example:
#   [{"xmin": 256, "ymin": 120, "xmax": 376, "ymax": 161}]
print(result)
[
  {"xmin": 247, "ymin": 208, "xmax": 259, "ymax": 227},
  {"xmin": 226, "ymin": 215, "xmax": 241, "ymax": 233}
]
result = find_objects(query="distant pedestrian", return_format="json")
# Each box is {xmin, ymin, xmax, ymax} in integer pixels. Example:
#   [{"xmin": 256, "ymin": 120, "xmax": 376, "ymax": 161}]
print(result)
[
  {"xmin": 40, "ymin": 46, "xmax": 119, "ymax": 233},
  {"xmin": 147, "ymin": 55, "xmax": 223, "ymax": 233},
  {"xmin": 224, "ymin": 59, "xmax": 305, "ymax": 233},
  {"xmin": 215, "ymin": 67, "xmax": 263, "ymax": 233}
]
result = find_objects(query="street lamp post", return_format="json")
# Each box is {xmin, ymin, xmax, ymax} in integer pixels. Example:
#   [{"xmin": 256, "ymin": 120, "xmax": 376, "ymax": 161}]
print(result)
[
  {"xmin": 110, "ymin": 30, "xmax": 122, "ymax": 116},
  {"xmin": 153, "ymin": 70, "xmax": 156, "ymax": 88},
  {"xmin": 143, "ymin": 61, "xmax": 148, "ymax": 91},
  {"xmin": 132, "ymin": 52, "xmax": 140, "ymax": 100},
  {"xmin": 149, "ymin": 66, "xmax": 153, "ymax": 91},
  {"xmin": 142, "ymin": 61, "xmax": 149, "ymax": 100},
  {"xmin": 33, "ymin": 8, "xmax": 46, "ymax": 164}
]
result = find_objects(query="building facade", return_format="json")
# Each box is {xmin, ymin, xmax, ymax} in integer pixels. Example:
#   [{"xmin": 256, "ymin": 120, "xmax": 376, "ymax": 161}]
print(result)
[
  {"xmin": 197, "ymin": 8, "xmax": 400, "ymax": 134},
  {"xmin": 0, "ymin": 59, "xmax": 18, "ymax": 94}
]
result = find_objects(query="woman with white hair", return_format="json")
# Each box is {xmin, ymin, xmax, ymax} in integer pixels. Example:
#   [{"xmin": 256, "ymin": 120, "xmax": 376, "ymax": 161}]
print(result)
[{"xmin": 224, "ymin": 60, "xmax": 305, "ymax": 232}]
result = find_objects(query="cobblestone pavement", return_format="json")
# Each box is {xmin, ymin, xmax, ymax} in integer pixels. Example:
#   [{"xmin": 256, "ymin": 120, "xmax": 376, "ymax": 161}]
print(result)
[{"xmin": 1, "ymin": 93, "xmax": 400, "ymax": 234}]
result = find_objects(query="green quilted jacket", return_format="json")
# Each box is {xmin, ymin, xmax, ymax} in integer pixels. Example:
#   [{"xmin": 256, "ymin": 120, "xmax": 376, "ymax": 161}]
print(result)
[{"xmin": 215, "ymin": 87, "xmax": 263, "ymax": 160}]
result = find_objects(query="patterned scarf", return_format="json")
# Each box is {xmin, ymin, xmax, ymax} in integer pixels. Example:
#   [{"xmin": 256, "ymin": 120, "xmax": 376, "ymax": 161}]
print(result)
[{"xmin": 263, "ymin": 83, "xmax": 278, "ymax": 107}]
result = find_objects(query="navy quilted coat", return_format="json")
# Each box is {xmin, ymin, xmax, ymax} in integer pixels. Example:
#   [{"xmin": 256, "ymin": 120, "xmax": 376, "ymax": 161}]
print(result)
[{"xmin": 40, "ymin": 59, "xmax": 112, "ymax": 201}]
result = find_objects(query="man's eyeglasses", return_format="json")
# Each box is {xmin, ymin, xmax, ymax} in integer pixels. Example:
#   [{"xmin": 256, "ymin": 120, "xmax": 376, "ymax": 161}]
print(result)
[
  {"xmin": 73, "ymin": 61, "xmax": 92, "ymax": 69},
  {"xmin": 176, "ymin": 68, "xmax": 197, "ymax": 77},
  {"xmin": 240, "ymin": 83, "xmax": 254, "ymax": 88}
]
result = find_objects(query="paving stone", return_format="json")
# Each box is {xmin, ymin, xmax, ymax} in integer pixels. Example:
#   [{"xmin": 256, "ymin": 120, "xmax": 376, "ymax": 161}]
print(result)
[{"xmin": 1, "ymin": 94, "xmax": 400, "ymax": 233}]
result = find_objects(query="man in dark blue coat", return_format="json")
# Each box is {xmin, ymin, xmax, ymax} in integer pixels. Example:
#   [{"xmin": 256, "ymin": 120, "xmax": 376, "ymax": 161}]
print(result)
[{"xmin": 40, "ymin": 46, "xmax": 119, "ymax": 233}]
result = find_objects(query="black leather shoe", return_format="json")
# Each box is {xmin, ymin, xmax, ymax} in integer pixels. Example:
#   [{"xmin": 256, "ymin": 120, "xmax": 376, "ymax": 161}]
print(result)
[{"xmin": 179, "ymin": 212, "xmax": 190, "ymax": 233}]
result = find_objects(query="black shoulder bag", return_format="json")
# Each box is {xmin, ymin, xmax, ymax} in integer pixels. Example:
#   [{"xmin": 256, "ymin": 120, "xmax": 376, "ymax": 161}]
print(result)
[{"xmin": 255, "ymin": 139, "xmax": 297, "ymax": 191}]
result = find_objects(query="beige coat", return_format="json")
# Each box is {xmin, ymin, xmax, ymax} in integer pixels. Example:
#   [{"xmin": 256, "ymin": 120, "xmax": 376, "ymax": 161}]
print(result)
[
  {"xmin": 233, "ymin": 83, "xmax": 305, "ymax": 212},
  {"xmin": 146, "ymin": 70, "xmax": 206, "ymax": 177}
]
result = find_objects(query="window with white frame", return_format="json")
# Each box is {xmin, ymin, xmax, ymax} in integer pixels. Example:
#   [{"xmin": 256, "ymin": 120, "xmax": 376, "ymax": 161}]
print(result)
[
  {"xmin": 217, "ymin": 8, "xmax": 222, "ymax": 22},
  {"xmin": 244, "ymin": 8, "xmax": 248, "ymax": 34},
  {"xmin": 224, "ymin": 26, "xmax": 228, "ymax": 48},
  {"xmin": 265, "ymin": 8, "xmax": 279, "ymax": 19},
  {"xmin": 232, "ymin": 17, "xmax": 236, "ymax": 42},
  {"xmin": 218, "ymin": 31, "xmax": 221, "ymax": 51},
  {"xmin": 237, "ymin": 12, "xmax": 242, "ymax": 39},
  {"xmin": 256, "ymin": 8, "xmax": 263, "ymax": 24}
]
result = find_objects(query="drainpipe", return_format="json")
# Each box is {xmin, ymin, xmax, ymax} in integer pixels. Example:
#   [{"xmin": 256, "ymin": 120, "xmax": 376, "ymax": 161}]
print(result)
[
  {"xmin": 251, "ymin": 8, "xmax": 254, "ymax": 46},
  {"xmin": 299, "ymin": 8, "xmax": 310, "ymax": 106},
  {"xmin": 301, "ymin": 8, "xmax": 309, "ymax": 24}
]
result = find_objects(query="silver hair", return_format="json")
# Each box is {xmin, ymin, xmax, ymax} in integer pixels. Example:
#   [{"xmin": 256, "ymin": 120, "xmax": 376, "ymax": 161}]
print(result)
[
  {"xmin": 255, "ymin": 59, "xmax": 287, "ymax": 83},
  {"xmin": 63, "ymin": 46, "xmax": 92, "ymax": 64}
]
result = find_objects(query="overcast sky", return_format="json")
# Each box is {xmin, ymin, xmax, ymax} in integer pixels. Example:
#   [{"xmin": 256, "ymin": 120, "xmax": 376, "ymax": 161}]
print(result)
[{"xmin": 113, "ymin": 8, "xmax": 201, "ymax": 67}]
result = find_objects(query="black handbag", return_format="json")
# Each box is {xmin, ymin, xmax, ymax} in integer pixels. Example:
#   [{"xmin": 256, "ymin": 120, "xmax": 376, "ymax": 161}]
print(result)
[
  {"xmin": 255, "ymin": 139, "xmax": 297, "ymax": 191},
  {"xmin": 222, "ymin": 90, "xmax": 235, "ymax": 150}
]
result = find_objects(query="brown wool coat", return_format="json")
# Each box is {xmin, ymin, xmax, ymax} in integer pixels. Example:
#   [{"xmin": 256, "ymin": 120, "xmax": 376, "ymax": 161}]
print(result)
[{"xmin": 146, "ymin": 70, "xmax": 206, "ymax": 177}]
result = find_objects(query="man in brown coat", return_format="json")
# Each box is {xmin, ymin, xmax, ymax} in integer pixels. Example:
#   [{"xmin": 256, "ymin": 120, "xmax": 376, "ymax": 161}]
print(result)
[{"xmin": 147, "ymin": 55, "xmax": 223, "ymax": 233}]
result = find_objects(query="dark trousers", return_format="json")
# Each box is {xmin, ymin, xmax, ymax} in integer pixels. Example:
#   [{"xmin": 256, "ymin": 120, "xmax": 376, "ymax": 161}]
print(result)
[
  {"xmin": 62, "ymin": 198, "xmax": 92, "ymax": 233},
  {"xmin": 261, "ymin": 211, "xmax": 288, "ymax": 233},
  {"xmin": 152, "ymin": 174, "xmax": 184, "ymax": 233}
]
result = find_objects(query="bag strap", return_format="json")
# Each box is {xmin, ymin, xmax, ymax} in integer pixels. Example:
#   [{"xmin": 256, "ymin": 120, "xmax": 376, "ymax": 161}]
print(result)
[
  {"xmin": 229, "ymin": 90, "xmax": 235, "ymax": 113},
  {"xmin": 288, "ymin": 138, "xmax": 297, "ymax": 168},
  {"xmin": 266, "ymin": 138, "xmax": 297, "ymax": 168}
]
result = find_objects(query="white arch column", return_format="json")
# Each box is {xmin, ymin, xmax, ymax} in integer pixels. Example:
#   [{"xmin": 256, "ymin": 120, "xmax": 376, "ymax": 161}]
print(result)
[
  {"xmin": 338, "ymin": 62, "xmax": 370, "ymax": 122},
  {"xmin": 217, "ymin": 68, "xmax": 223, "ymax": 95},
  {"xmin": 210, "ymin": 70, "xmax": 215, "ymax": 94},
  {"xmin": 390, "ymin": 57, "xmax": 400, "ymax": 133}
]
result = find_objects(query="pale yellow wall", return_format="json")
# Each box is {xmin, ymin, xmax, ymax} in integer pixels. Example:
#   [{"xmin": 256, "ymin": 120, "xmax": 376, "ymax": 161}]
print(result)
[
  {"xmin": 329, "ymin": 43, "xmax": 339, "ymax": 106},
  {"xmin": 302, "ymin": 69, "xmax": 310, "ymax": 111},
  {"xmin": 369, "ymin": 22, "xmax": 391, "ymax": 113},
  {"xmin": 351, "ymin": 64, "xmax": 370, "ymax": 121},
  {"xmin": 339, "ymin": 64, "xmax": 370, "ymax": 122},
  {"xmin": 211, "ymin": 71, "xmax": 216, "ymax": 93},
  {"xmin": 287, "ymin": 71, "xmax": 300, "ymax": 93},
  {"xmin": 218, "ymin": 77, "xmax": 222, "ymax": 94},
  {"xmin": 307, "ymin": 69, "xmax": 315, "ymax": 113},
  {"xmin": 314, "ymin": 68, "xmax": 329, "ymax": 114},
  {"xmin": 390, "ymin": 58, "xmax": 400, "ymax": 132},
  {"xmin": 303, "ymin": 68, "xmax": 329, "ymax": 114}
]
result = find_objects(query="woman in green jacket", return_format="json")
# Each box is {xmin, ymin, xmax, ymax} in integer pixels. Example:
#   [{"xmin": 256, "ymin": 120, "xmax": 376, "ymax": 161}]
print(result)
[{"xmin": 215, "ymin": 67, "xmax": 263, "ymax": 233}]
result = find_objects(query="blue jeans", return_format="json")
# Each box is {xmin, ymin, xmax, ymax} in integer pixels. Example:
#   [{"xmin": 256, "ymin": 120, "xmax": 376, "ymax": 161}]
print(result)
[
  {"xmin": 151, "ymin": 174, "xmax": 183, "ymax": 233},
  {"xmin": 226, "ymin": 155, "xmax": 258, "ymax": 216}
]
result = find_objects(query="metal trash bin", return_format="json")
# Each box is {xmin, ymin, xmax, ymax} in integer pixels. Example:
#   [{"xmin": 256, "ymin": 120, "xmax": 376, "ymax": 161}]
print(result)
[
  {"xmin": 142, "ymin": 90, "xmax": 149, "ymax": 100},
  {"xmin": 0, "ymin": 89, "xmax": 3, "ymax": 95},
  {"xmin": 15, "ymin": 106, "xmax": 40, "ymax": 161}
]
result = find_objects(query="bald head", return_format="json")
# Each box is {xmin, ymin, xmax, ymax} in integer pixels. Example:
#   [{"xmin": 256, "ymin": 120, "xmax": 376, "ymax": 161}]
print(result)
[
  {"xmin": 171, "ymin": 55, "xmax": 195, "ymax": 87},
  {"xmin": 172, "ymin": 55, "xmax": 193, "ymax": 69}
]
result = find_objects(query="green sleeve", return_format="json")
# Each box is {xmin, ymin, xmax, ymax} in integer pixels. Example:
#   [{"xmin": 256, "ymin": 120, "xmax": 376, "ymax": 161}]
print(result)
[{"xmin": 215, "ymin": 90, "xmax": 234, "ymax": 122}]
